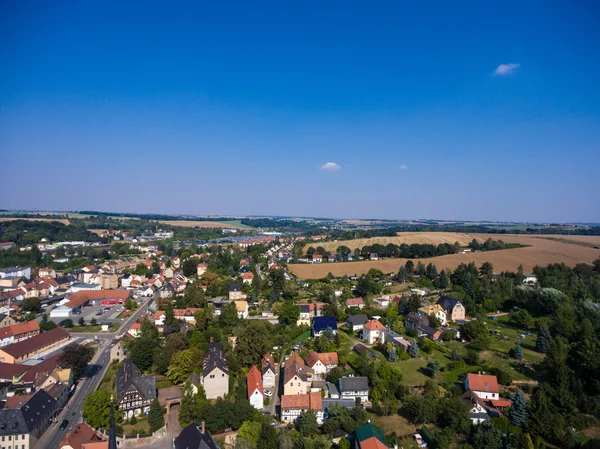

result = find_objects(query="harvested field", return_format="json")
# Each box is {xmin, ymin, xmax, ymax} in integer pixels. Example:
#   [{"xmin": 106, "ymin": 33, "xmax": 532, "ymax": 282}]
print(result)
[
  {"xmin": 0, "ymin": 217, "xmax": 70, "ymax": 225},
  {"xmin": 303, "ymin": 232, "xmax": 474, "ymax": 253},
  {"xmin": 156, "ymin": 220, "xmax": 249, "ymax": 229},
  {"xmin": 290, "ymin": 233, "xmax": 600, "ymax": 279}
]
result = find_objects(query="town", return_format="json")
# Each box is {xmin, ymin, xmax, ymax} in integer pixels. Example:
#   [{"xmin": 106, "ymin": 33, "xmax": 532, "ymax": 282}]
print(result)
[{"xmin": 0, "ymin": 216, "xmax": 598, "ymax": 449}]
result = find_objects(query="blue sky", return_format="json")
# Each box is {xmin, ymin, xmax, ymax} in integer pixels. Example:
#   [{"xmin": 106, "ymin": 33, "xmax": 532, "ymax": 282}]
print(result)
[{"xmin": 1, "ymin": 1, "xmax": 599, "ymax": 222}]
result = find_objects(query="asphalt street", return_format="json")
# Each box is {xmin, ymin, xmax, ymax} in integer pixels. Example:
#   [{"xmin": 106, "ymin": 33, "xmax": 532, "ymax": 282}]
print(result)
[{"xmin": 34, "ymin": 296, "xmax": 154, "ymax": 449}]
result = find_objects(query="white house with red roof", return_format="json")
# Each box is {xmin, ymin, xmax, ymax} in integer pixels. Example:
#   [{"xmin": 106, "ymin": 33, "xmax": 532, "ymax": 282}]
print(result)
[
  {"xmin": 347, "ymin": 298, "xmax": 365, "ymax": 309},
  {"xmin": 241, "ymin": 272, "xmax": 254, "ymax": 284},
  {"xmin": 247, "ymin": 365, "xmax": 263, "ymax": 410},
  {"xmin": 312, "ymin": 254, "xmax": 323, "ymax": 264},
  {"xmin": 465, "ymin": 373, "xmax": 500, "ymax": 400},
  {"xmin": 362, "ymin": 320, "xmax": 386, "ymax": 344}
]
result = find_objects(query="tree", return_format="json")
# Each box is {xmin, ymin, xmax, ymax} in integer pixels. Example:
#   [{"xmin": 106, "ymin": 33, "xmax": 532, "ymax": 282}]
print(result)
[
  {"xmin": 182, "ymin": 258, "xmax": 198, "ymax": 277},
  {"xmin": 296, "ymin": 410, "xmax": 319, "ymax": 437},
  {"xmin": 22, "ymin": 297, "xmax": 40, "ymax": 313},
  {"xmin": 426, "ymin": 263, "xmax": 438, "ymax": 280},
  {"xmin": 148, "ymin": 398, "xmax": 165, "ymax": 432},
  {"xmin": 405, "ymin": 260, "xmax": 415, "ymax": 274},
  {"xmin": 238, "ymin": 421, "xmax": 262, "ymax": 448},
  {"xmin": 526, "ymin": 387, "xmax": 553, "ymax": 440},
  {"xmin": 536, "ymin": 326, "xmax": 551, "ymax": 354},
  {"xmin": 409, "ymin": 339, "xmax": 419, "ymax": 358},
  {"xmin": 58, "ymin": 342, "xmax": 94, "ymax": 380},
  {"xmin": 451, "ymin": 348, "xmax": 460, "ymax": 361},
  {"xmin": 219, "ymin": 302, "xmax": 240, "ymax": 329},
  {"xmin": 439, "ymin": 270, "xmax": 450, "ymax": 289},
  {"xmin": 396, "ymin": 266, "xmax": 408, "ymax": 283},
  {"xmin": 479, "ymin": 262, "xmax": 494, "ymax": 278},
  {"xmin": 428, "ymin": 314, "xmax": 441, "ymax": 329},
  {"xmin": 236, "ymin": 321, "xmax": 270, "ymax": 366},
  {"xmin": 82, "ymin": 389, "xmax": 111, "ymax": 429},
  {"xmin": 90, "ymin": 317, "xmax": 97, "ymax": 326},
  {"xmin": 471, "ymin": 421, "xmax": 503, "ymax": 449},
  {"xmin": 463, "ymin": 272, "xmax": 474, "ymax": 294},
  {"xmin": 62, "ymin": 318, "xmax": 74, "ymax": 328},
  {"xmin": 417, "ymin": 262, "xmax": 426, "ymax": 276},
  {"xmin": 39, "ymin": 314, "xmax": 57, "ymax": 331},
  {"xmin": 278, "ymin": 301, "xmax": 300, "ymax": 326},
  {"xmin": 257, "ymin": 423, "xmax": 278, "ymax": 449},
  {"xmin": 167, "ymin": 349, "xmax": 200, "ymax": 384},
  {"xmin": 388, "ymin": 346, "xmax": 397, "ymax": 362},
  {"xmin": 78, "ymin": 317, "xmax": 85, "ymax": 327},
  {"xmin": 425, "ymin": 359, "xmax": 441, "ymax": 377},
  {"xmin": 513, "ymin": 344, "xmax": 523, "ymax": 360},
  {"xmin": 129, "ymin": 319, "xmax": 161, "ymax": 371},
  {"xmin": 509, "ymin": 390, "xmax": 527, "ymax": 427},
  {"xmin": 462, "ymin": 319, "xmax": 490, "ymax": 349}
]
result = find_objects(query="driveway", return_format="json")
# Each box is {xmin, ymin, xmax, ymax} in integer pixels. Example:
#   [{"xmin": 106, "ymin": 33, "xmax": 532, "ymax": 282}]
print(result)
[{"xmin": 167, "ymin": 404, "xmax": 182, "ymax": 437}]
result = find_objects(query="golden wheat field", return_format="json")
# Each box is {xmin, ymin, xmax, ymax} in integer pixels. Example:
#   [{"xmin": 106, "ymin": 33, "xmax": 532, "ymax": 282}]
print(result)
[
  {"xmin": 303, "ymin": 232, "xmax": 474, "ymax": 253},
  {"xmin": 0, "ymin": 217, "xmax": 70, "ymax": 225},
  {"xmin": 290, "ymin": 233, "xmax": 600, "ymax": 279}
]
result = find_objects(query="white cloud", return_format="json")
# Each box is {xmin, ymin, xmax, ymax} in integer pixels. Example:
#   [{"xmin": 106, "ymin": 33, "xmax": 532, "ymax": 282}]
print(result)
[
  {"xmin": 319, "ymin": 162, "xmax": 341, "ymax": 171},
  {"xmin": 400, "ymin": 164, "xmax": 408, "ymax": 170},
  {"xmin": 494, "ymin": 63, "xmax": 520, "ymax": 76}
]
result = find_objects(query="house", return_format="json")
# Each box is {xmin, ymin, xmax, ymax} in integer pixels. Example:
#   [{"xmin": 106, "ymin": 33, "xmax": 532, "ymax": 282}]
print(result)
[
  {"xmin": 339, "ymin": 376, "xmax": 369, "ymax": 404},
  {"xmin": 0, "ymin": 267, "xmax": 31, "ymax": 280},
  {"xmin": 115, "ymin": 359, "xmax": 156, "ymax": 419},
  {"xmin": 241, "ymin": 272, "xmax": 254, "ymax": 284},
  {"xmin": 312, "ymin": 316, "xmax": 337, "ymax": 337},
  {"xmin": 362, "ymin": 320, "xmax": 386, "ymax": 344},
  {"xmin": 436, "ymin": 296, "xmax": 466, "ymax": 322},
  {"xmin": 464, "ymin": 373, "xmax": 500, "ymax": 400},
  {"xmin": 281, "ymin": 392, "xmax": 323, "ymax": 424},
  {"xmin": 261, "ymin": 354, "xmax": 276, "ymax": 388},
  {"xmin": 381, "ymin": 329, "xmax": 411, "ymax": 353},
  {"xmin": 59, "ymin": 422, "xmax": 102, "ymax": 449},
  {"xmin": 312, "ymin": 254, "xmax": 323, "ymax": 264},
  {"xmin": 369, "ymin": 253, "xmax": 379, "ymax": 261},
  {"xmin": 283, "ymin": 352, "xmax": 309, "ymax": 395},
  {"xmin": 50, "ymin": 290, "xmax": 132, "ymax": 318},
  {"xmin": 0, "ymin": 320, "xmax": 41, "ymax": 347},
  {"xmin": 0, "ymin": 313, "xmax": 16, "ymax": 328},
  {"xmin": 228, "ymin": 284, "xmax": 245, "ymax": 300},
  {"xmin": 197, "ymin": 263, "xmax": 208, "ymax": 277},
  {"xmin": 174, "ymin": 422, "xmax": 220, "ymax": 449},
  {"xmin": 418, "ymin": 304, "xmax": 447, "ymax": 326},
  {"xmin": 410, "ymin": 288, "xmax": 427, "ymax": 297},
  {"xmin": 304, "ymin": 350, "xmax": 338, "ymax": 379},
  {"xmin": 327, "ymin": 255, "xmax": 336, "ymax": 263},
  {"xmin": 352, "ymin": 422, "xmax": 387, "ymax": 449},
  {"xmin": 0, "ymin": 328, "xmax": 70, "ymax": 364},
  {"xmin": 347, "ymin": 298, "xmax": 365, "ymax": 309},
  {"xmin": 234, "ymin": 300, "xmax": 249, "ymax": 319},
  {"xmin": 110, "ymin": 340, "xmax": 126, "ymax": 363},
  {"xmin": 523, "ymin": 274, "xmax": 537, "ymax": 285},
  {"xmin": 0, "ymin": 242, "xmax": 16, "ymax": 251},
  {"xmin": 347, "ymin": 253, "xmax": 355, "ymax": 261},
  {"xmin": 247, "ymin": 366, "xmax": 263, "ymax": 410},
  {"xmin": 374, "ymin": 297, "xmax": 390, "ymax": 308},
  {"xmin": 38, "ymin": 267, "xmax": 56, "ymax": 278},
  {"xmin": 297, "ymin": 305, "xmax": 311, "ymax": 326},
  {"xmin": 405, "ymin": 312, "xmax": 441, "ymax": 340},
  {"xmin": 461, "ymin": 391, "xmax": 492, "ymax": 424},
  {"xmin": 201, "ymin": 341, "xmax": 229, "ymax": 399},
  {"xmin": 154, "ymin": 308, "xmax": 200, "ymax": 326},
  {"xmin": 346, "ymin": 314, "xmax": 368, "ymax": 332},
  {"xmin": 0, "ymin": 388, "xmax": 58, "ymax": 448}
]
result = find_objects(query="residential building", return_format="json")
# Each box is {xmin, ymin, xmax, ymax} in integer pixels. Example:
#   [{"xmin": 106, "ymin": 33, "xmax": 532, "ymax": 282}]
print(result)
[
  {"xmin": 338, "ymin": 377, "xmax": 369, "ymax": 404},
  {"xmin": 174, "ymin": 422, "xmax": 220, "ymax": 449},
  {"xmin": 304, "ymin": 350, "xmax": 338, "ymax": 379},
  {"xmin": 312, "ymin": 316, "xmax": 337, "ymax": 337},
  {"xmin": 197, "ymin": 263, "xmax": 208, "ymax": 277},
  {"xmin": 50, "ymin": 290, "xmax": 132, "ymax": 318},
  {"xmin": 523, "ymin": 274, "xmax": 538, "ymax": 285},
  {"xmin": 297, "ymin": 305, "xmax": 311, "ymax": 326},
  {"xmin": 246, "ymin": 366, "xmax": 263, "ymax": 410},
  {"xmin": 352, "ymin": 422, "xmax": 388, "ymax": 449},
  {"xmin": 281, "ymin": 392, "xmax": 323, "ymax": 424},
  {"xmin": 405, "ymin": 312, "xmax": 442, "ymax": 341},
  {"xmin": 0, "ymin": 321, "xmax": 41, "ymax": 347},
  {"xmin": 59, "ymin": 422, "xmax": 102, "ymax": 449},
  {"xmin": 346, "ymin": 314, "xmax": 368, "ymax": 332},
  {"xmin": 241, "ymin": 272, "xmax": 254, "ymax": 284},
  {"xmin": 0, "ymin": 313, "xmax": 16, "ymax": 328},
  {"xmin": 417, "ymin": 304, "xmax": 447, "ymax": 326},
  {"xmin": 228, "ymin": 284, "xmax": 245, "ymax": 300},
  {"xmin": 0, "ymin": 328, "xmax": 70, "ymax": 364},
  {"xmin": 347, "ymin": 298, "xmax": 365, "ymax": 309},
  {"xmin": 436, "ymin": 296, "xmax": 466, "ymax": 322},
  {"xmin": 381, "ymin": 329, "xmax": 411, "ymax": 353},
  {"xmin": 201, "ymin": 341, "xmax": 229, "ymax": 399},
  {"xmin": 261, "ymin": 354, "xmax": 276, "ymax": 388},
  {"xmin": 362, "ymin": 320, "xmax": 386, "ymax": 344},
  {"xmin": 110, "ymin": 340, "xmax": 126, "ymax": 363},
  {"xmin": 0, "ymin": 242, "xmax": 16, "ymax": 251},
  {"xmin": 312, "ymin": 254, "xmax": 323, "ymax": 264},
  {"xmin": 283, "ymin": 353, "xmax": 309, "ymax": 395},
  {"xmin": 234, "ymin": 300, "xmax": 249, "ymax": 319},
  {"xmin": 115, "ymin": 359, "xmax": 156, "ymax": 419},
  {"xmin": 464, "ymin": 373, "xmax": 500, "ymax": 400},
  {"xmin": 0, "ymin": 267, "xmax": 31, "ymax": 280},
  {"xmin": 154, "ymin": 308, "xmax": 200, "ymax": 326},
  {"xmin": 461, "ymin": 391, "xmax": 491, "ymax": 424}
]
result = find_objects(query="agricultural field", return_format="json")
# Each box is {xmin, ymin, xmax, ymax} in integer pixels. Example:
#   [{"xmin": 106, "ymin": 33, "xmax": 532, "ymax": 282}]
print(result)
[
  {"xmin": 0, "ymin": 217, "xmax": 70, "ymax": 225},
  {"xmin": 303, "ymin": 232, "xmax": 475, "ymax": 253},
  {"xmin": 155, "ymin": 219, "xmax": 251, "ymax": 229},
  {"xmin": 290, "ymin": 233, "xmax": 600, "ymax": 279}
]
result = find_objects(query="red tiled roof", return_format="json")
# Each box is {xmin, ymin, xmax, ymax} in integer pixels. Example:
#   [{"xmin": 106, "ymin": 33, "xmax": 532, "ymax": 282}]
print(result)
[
  {"xmin": 5, "ymin": 394, "xmax": 33, "ymax": 408},
  {"xmin": 66, "ymin": 290, "xmax": 132, "ymax": 310},
  {"xmin": 0, "ymin": 328, "xmax": 69, "ymax": 359},
  {"xmin": 281, "ymin": 394, "xmax": 309, "ymax": 410},
  {"xmin": 360, "ymin": 436, "xmax": 388, "ymax": 449},
  {"xmin": 364, "ymin": 320, "xmax": 385, "ymax": 331},
  {"xmin": 309, "ymin": 392, "xmax": 322, "ymax": 411},
  {"xmin": 490, "ymin": 399, "xmax": 512, "ymax": 408},
  {"xmin": 467, "ymin": 373, "xmax": 499, "ymax": 394},
  {"xmin": 60, "ymin": 422, "xmax": 101, "ymax": 449},
  {"xmin": 318, "ymin": 352, "xmax": 338, "ymax": 366},
  {"xmin": 348, "ymin": 298, "xmax": 365, "ymax": 306},
  {"xmin": 0, "ymin": 320, "xmax": 40, "ymax": 339},
  {"xmin": 247, "ymin": 365, "xmax": 263, "ymax": 398},
  {"xmin": 241, "ymin": 272, "xmax": 254, "ymax": 280},
  {"xmin": 312, "ymin": 254, "xmax": 323, "ymax": 259}
]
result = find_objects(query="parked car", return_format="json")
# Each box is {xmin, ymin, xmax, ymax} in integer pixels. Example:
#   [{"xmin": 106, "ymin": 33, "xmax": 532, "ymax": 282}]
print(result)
[
  {"xmin": 59, "ymin": 420, "xmax": 69, "ymax": 430},
  {"xmin": 264, "ymin": 389, "xmax": 273, "ymax": 397}
]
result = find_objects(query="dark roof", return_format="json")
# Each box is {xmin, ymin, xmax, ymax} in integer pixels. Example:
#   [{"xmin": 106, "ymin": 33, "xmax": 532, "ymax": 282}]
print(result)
[
  {"xmin": 346, "ymin": 314, "xmax": 368, "ymax": 326},
  {"xmin": 174, "ymin": 423, "xmax": 220, "ymax": 449},
  {"xmin": 354, "ymin": 422, "xmax": 386, "ymax": 444},
  {"xmin": 299, "ymin": 305, "xmax": 311, "ymax": 313},
  {"xmin": 228, "ymin": 284, "xmax": 242, "ymax": 292},
  {"xmin": 405, "ymin": 312, "xmax": 429, "ymax": 327},
  {"xmin": 0, "ymin": 328, "xmax": 69, "ymax": 359},
  {"xmin": 187, "ymin": 372, "xmax": 201, "ymax": 386},
  {"xmin": 202, "ymin": 343, "xmax": 228, "ymax": 377},
  {"xmin": 0, "ymin": 362, "xmax": 29, "ymax": 381},
  {"xmin": 312, "ymin": 316, "xmax": 338, "ymax": 332},
  {"xmin": 0, "ymin": 389, "xmax": 56, "ymax": 435},
  {"xmin": 339, "ymin": 376, "xmax": 369, "ymax": 392},
  {"xmin": 437, "ymin": 295, "xmax": 461, "ymax": 312},
  {"xmin": 322, "ymin": 398, "xmax": 355, "ymax": 411},
  {"xmin": 115, "ymin": 359, "xmax": 156, "ymax": 404}
]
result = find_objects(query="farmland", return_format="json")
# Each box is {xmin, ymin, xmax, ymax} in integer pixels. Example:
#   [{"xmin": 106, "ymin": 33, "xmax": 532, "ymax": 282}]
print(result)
[
  {"xmin": 302, "ymin": 232, "xmax": 474, "ymax": 253},
  {"xmin": 0, "ymin": 217, "xmax": 71, "ymax": 225},
  {"xmin": 156, "ymin": 219, "xmax": 251, "ymax": 229},
  {"xmin": 290, "ymin": 232, "xmax": 600, "ymax": 279}
]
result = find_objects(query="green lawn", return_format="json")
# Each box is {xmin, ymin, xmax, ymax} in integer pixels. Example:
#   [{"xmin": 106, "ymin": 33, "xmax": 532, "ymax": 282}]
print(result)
[
  {"xmin": 224, "ymin": 219, "xmax": 253, "ymax": 229},
  {"xmin": 68, "ymin": 323, "xmax": 118, "ymax": 333},
  {"xmin": 121, "ymin": 416, "xmax": 150, "ymax": 436}
]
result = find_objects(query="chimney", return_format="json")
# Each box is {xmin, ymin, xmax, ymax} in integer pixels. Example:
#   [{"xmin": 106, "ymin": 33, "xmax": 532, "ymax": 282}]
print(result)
[
  {"xmin": 210, "ymin": 337, "xmax": 214, "ymax": 343},
  {"xmin": 201, "ymin": 421, "xmax": 205, "ymax": 434}
]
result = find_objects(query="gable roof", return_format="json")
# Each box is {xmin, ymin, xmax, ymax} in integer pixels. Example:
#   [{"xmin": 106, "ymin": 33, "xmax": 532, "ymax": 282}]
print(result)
[
  {"xmin": 115, "ymin": 359, "xmax": 156, "ymax": 404},
  {"xmin": 0, "ymin": 328, "xmax": 69, "ymax": 359},
  {"xmin": 174, "ymin": 423, "xmax": 220, "ymax": 449},
  {"xmin": 436, "ymin": 295, "xmax": 462, "ymax": 312},
  {"xmin": 354, "ymin": 422, "xmax": 386, "ymax": 444},
  {"xmin": 363, "ymin": 320, "xmax": 385, "ymax": 331},
  {"xmin": 0, "ymin": 320, "xmax": 40, "ymax": 340},
  {"xmin": 339, "ymin": 376, "xmax": 369, "ymax": 392},
  {"xmin": 467, "ymin": 373, "xmax": 499, "ymax": 394},
  {"xmin": 280, "ymin": 392, "xmax": 322, "ymax": 411},
  {"xmin": 59, "ymin": 422, "xmax": 100, "ymax": 449},
  {"xmin": 347, "ymin": 314, "xmax": 369, "ymax": 325},
  {"xmin": 283, "ymin": 352, "xmax": 307, "ymax": 384},
  {"xmin": 203, "ymin": 342, "xmax": 228, "ymax": 377},
  {"xmin": 246, "ymin": 366, "xmax": 263, "ymax": 398},
  {"xmin": 347, "ymin": 298, "xmax": 365, "ymax": 306},
  {"xmin": 419, "ymin": 304, "xmax": 446, "ymax": 316},
  {"xmin": 360, "ymin": 437, "xmax": 388, "ymax": 449},
  {"xmin": 312, "ymin": 316, "xmax": 337, "ymax": 332}
]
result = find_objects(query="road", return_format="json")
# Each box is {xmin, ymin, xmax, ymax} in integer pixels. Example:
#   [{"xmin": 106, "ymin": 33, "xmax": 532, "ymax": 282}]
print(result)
[{"xmin": 34, "ymin": 296, "xmax": 154, "ymax": 449}]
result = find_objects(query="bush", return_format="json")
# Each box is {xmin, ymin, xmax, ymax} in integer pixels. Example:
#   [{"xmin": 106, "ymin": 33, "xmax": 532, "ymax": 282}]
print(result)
[
  {"xmin": 264, "ymin": 397, "xmax": 270, "ymax": 406},
  {"xmin": 406, "ymin": 328, "xmax": 418, "ymax": 338},
  {"xmin": 464, "ymin": 349, "xmax": 480, "ymax": 366},
  {"xmin": 130, "ymin": 415, "xmax": 138, "ymax": 425}
]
